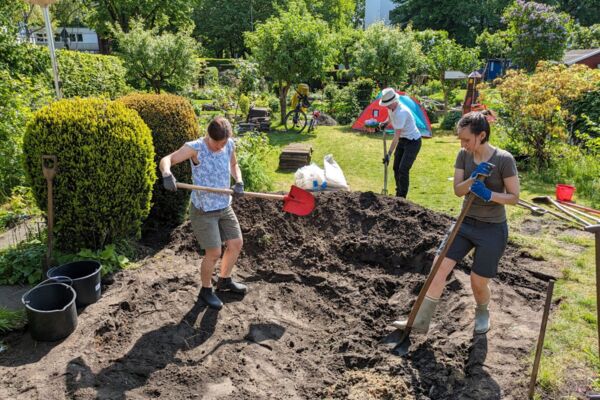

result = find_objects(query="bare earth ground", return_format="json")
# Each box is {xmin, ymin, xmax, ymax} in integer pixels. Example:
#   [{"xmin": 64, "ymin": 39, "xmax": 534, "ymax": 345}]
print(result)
[{"xmin": 0, "ymin": 192, "xmax": 557, "ymax": 399}]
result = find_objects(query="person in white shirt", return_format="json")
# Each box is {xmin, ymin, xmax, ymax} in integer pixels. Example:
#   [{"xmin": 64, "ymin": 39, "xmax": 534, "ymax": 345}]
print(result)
[{"xmin": 379, "ymin": 87, "xmax": 422, "ymax": 198}]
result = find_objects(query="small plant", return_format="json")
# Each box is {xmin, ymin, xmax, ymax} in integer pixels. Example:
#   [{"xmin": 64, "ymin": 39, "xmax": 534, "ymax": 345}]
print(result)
[
  {"xmin": 0, "ymin": 186, "xmax": 41, "ymax": 232},
  {"xmin": 258, "ymin": 233, "xmax": 273, "ymax": 247},
  {"xmin": 0, "ymin": 238, "xmax": 46, "ymax": 285},
  {"xmin": 57, "ymin": 243, "xmax": 131, "ymax": 277},
  {"xmin": 236, "ymin": 133, "xmax": 273, "ymax": 192},
  {"xmin": 0, "ymin": 307, "xmax": 26, "ymax": 333}
]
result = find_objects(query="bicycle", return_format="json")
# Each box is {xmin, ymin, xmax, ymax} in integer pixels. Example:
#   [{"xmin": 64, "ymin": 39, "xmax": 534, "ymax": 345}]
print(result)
[
  {"xmin": 307, "ymin": 110, "xmax": 320, "ymax": 133},
  {"xmin": 284, "ymin": 90, "xmax": 311, "ymax": 133}
]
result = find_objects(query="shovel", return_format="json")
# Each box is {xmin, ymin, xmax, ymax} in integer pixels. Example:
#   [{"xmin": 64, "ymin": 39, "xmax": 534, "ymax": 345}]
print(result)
[
  {"xmin": 522, "ymin": 198, "xmax": 583, "ymax": 226},
  {"xmin": 176, "ymin": 183, "xmax": 315, "ymax": 216},
  {"xmin": 382, "ymin": 173, "xmax": 489, "ymax": 356},
  {"xmin": 532, "ymin": 196, "xmax": 590, "ymax": 227},
  {"xmin": 517, "ymin": 200, "xmax": 546, "ymax": 216},
  {"xmin": 41, "ymin": 155, "xmax": 57, "ymax": 274},
  {"xmin": 382, "ymin": 129, "xmax": 389, "ymax": 195}
]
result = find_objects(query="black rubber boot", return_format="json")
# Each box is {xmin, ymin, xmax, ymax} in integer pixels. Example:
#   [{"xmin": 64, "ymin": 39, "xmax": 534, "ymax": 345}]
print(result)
[
  {"xmin": 216, "ymin": 277, "xmax": 248, "ymax": 294},
  {"xmin": 200, "ymin": 287, "xmax": 223, "ymax": 310}
]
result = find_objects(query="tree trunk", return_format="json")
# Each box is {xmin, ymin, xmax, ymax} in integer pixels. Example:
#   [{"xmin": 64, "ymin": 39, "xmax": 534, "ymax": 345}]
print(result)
[
  {"xmin": 441, "ymin": 73, "xmax": 449, "ymax": 112},
  {"xmin": 279, "ymin": 81, "xmax": 289, "ymax": 123}
]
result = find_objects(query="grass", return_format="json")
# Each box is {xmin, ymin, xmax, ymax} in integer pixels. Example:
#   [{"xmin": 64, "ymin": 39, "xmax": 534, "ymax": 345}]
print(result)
[
  {"xmin": 263, "ymin": 123, "xmax": 599, "ymax": 397},
  {"xmin": 265, "ymin": 125, "xmax": 462, "ymax": 213}
]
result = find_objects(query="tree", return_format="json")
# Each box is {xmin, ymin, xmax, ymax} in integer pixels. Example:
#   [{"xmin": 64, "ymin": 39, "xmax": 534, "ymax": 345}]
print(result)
[
  {"xmin": 50, "ymin": 0, "xmax": 92, "ymax": 28},
  {"xmin": 245, "ymin": 2, "xmax": 335, "ymax": 121},
  {"xmin": 496, "ymin": 62, "xmax": 600, "ymax": 167},
  {"xmin": 542, "ymin": 0, "xmax": 600, "ymax": 26},
  {"xmin": 351, "ymin": 22, "xmax": 424, "ymax": 88},
  {"xmin": 410, "ymin": 28, "xmax": 448, "ymax": 54},
  {"xmin": 192, "ymin": 0, "xmax": 282, "ymax": 57},
  {"xmin": 391, "ymin": 0, "xmax": 512, "ymax": 46},
  {"xmin": 427, "ymin": 38, "xmax": 481, "ymax": 111},
  {"xmin": 309, "ymin": 0, "xmax": 355, "ymax": 29},
  {"xmin": 113, "ymin": 20, "xmax": 200, "ymax": 93},
  {"xmin": 331, "ymin": 26, "xmax": 363, "ymax": 68},
  {"xmin": 476, "ymin": 29, "xmax": 511, "ymax": 59},
  {"xmin": 568, "ymin": 23, "xmax": 600, "ymax": 49},
  {"xmin": 89, "ymin": 0, "xmax": 194, "ymax": 37},
  {"xmin": 503, "ymin": 0, "xmax": 570, "ymax": 72}
]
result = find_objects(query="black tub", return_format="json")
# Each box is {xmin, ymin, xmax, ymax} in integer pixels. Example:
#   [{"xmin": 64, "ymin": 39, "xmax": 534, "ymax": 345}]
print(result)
[
  {"xmin": 47, "ymin": 260, "xmax": 102, "ymax": 307},
  {"xmin": 21, "ymin": 278, "xmax": 77, "ymax": 341}
]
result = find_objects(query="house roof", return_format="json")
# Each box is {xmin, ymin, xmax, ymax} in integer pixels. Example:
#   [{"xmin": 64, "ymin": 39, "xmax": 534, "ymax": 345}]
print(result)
[
  {"xmin": 444, "ymin": 71, "xmax": 467, "ymax": 80},
  {"xmin": 563, "ymin": 48, "xmax": 600, "ymax": 65}
]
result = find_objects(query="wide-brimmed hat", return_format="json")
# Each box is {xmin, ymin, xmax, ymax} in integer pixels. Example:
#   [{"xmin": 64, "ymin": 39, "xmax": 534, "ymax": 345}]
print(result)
[{"xmin": 379, "ymin": 87, "xmax": 399, "ymax": 107}]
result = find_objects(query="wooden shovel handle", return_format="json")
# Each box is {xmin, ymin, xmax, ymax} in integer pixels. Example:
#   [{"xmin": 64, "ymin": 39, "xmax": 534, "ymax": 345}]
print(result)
[
  {"xmin": 176, "ymin": 182, "xmax": 285, "ymax": 201},
  {"xmin": 403, "ymin": 178, "xmax": 483, "ymax": 333},
  {"xmin": 42, "ymin": 155, "xmax": 57, "ymax": 181}
]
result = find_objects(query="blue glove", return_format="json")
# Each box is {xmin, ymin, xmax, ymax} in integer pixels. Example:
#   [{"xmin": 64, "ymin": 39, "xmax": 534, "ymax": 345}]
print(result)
[
  {"xmin": 470, "ymin": 180, "xmax": 492, "ymax": 202},
  {"xmin": 470, "ymin": 162, "xmax": 493, "ymax": 179}
]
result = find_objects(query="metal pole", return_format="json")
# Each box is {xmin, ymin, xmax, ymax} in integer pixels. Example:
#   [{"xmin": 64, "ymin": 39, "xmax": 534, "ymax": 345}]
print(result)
[
  {"xmin": 42, "ymin": 6, "xmax": 62, "ymax": 99},
  {"xmin": 528, "ymin": 280, "xmax": 555, "ymax": 399},
  {"xmin": 584, "ymin": 224, "xmax": 600, "ymax": 359}
]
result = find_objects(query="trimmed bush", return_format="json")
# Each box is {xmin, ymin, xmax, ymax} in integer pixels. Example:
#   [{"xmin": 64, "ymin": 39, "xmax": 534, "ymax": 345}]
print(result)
[
  {"xmin": 119, "ymin": 93, "xmax": 200, "ymax": 227},
  {"xmin": 23, "ymin": 98, "xmax": 155, "ymax": 251},
  {"xmin": 441, "ymin": 111, "xmax": 462, "ymax": 131},
  {"xmin": 56, "ymin": 49, "xmax": 130, "ymax": 98}
]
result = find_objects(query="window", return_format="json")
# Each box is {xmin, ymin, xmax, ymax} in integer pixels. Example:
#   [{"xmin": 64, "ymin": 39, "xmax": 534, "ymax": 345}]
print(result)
[{"xmin": 77, "ymin": 34, "xmax": 83, "ymax": 42}]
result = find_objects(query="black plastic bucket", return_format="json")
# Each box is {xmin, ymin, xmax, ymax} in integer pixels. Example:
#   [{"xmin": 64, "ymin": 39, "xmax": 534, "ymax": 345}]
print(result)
[
  {"xmin": 47, "ymin": 260, "xmax": 102, "ymax": 307},
  {"xmin": 21, "ymin": 278, "xmax": 77, "ymax": 341}
]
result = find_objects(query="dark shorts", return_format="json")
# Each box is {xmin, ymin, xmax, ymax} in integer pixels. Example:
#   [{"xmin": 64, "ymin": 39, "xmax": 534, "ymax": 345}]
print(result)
[
  {"xmin": 437, "ymin": 217, "xmax": 509, "ymax": 278},
  {"xmin": 190, "ymin": 205, "xmax": 242, "ymax": 250}
]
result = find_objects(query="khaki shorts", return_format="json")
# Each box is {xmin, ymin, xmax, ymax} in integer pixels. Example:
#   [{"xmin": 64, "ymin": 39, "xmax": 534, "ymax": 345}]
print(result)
[{"xmin": 190, "ymin": 205, "xmax": 242, "ymax": 249}]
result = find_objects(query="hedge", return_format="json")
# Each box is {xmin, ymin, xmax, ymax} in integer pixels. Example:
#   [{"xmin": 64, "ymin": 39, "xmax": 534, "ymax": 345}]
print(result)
[
  {"xmin": 119, "ymin": 93, "xmax": 200, "ymax": 227},
  {"xmin": 23, "ymin": 98, "xmax": 155, "ymax": 251}
]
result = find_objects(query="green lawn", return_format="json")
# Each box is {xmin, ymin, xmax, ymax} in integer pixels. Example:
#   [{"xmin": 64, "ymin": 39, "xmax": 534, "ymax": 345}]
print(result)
[{"xmin": 264, "ymin": 123, "xmax": 599, "ymax": 397}]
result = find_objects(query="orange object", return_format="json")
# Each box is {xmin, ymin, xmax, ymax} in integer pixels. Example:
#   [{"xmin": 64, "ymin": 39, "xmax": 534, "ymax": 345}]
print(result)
[{"xmin": 556, "ymin": 184, "xmax": 576, "ymax": 202}]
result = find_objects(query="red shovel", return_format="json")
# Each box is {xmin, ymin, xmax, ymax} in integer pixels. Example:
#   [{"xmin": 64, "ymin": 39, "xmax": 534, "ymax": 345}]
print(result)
[{"xmin": 176, "ymin": 182, "xmax": 315, "ymax": 216}]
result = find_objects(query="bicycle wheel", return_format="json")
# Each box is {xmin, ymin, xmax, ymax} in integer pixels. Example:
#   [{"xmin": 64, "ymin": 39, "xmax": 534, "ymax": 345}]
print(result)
[
  {"xmin": 307, "ymin": 118, "xmax": 316, "ymax": 133},
  {"xmin": 284, "ymin": 109, "xmax": 307, "ymax": 133}
]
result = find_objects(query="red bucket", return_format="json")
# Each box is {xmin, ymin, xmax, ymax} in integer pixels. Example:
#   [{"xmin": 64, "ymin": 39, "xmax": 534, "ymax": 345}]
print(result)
[{"xmin": 555, "ymin": 184, "xmax": 575, "ymax": 202}]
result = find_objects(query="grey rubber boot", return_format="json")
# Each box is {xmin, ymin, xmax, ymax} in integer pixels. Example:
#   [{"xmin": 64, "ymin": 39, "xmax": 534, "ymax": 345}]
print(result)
[
  {"xmin": 474, "ymin": 303, "xmax": 490, "ymax": 334},
  {"xmin": 390, "ymin": 296, "xmax": 439, "ymax": 333}
]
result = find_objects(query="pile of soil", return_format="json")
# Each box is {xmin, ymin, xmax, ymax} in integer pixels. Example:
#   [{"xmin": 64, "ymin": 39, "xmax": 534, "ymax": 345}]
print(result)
[{"xmin": 0, "ymin": 191, "xmax": 556, "ymax": 399}]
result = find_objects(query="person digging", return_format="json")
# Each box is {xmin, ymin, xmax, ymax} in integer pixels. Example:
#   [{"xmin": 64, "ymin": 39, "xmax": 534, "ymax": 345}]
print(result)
[
  {"xmin": 160, "ymin": 116, "xmax": 247, "ymax": 310},
  {"xmin": 391, "ymin": 111, "xmax": 520, "ymax": 335},
  {"xmin": 379, "ymin": 87, "xmax": 422, "ymax": 199}
]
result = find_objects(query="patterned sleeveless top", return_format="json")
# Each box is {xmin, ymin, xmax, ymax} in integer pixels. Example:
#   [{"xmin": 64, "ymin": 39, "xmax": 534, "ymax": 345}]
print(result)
[{"xmin": 185, "ymin": 137, "xmax": 234, "ymax": 212}]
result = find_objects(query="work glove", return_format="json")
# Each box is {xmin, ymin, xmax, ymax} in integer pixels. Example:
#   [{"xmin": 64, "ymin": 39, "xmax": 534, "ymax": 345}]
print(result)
[
  {"xmin": 232, "ymin": 182, "xmax": 244, "ymax": 199},
  {"xmin": 470, "ymin": 162, "xmax": 493, "ymax": 179},
  {"xmin": 163, "ymin": 174, "xmax": 177, "ymax": 192},
  {"xmin": 470, "ymin": 180, "xmax": 492, "ymax": 202},
  {"xmin": 379, "ymin": 121, "xmax": 388, "ymax": 130},
  {"xmin": 382, "ymin": 154, "xmax": 390, "ymax": 165}
]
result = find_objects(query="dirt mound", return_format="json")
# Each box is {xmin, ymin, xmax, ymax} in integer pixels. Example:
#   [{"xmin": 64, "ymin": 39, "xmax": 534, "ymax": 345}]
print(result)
[{"xmin": 0, "ymin": 191, "xmax": 554, "ymax": 399}]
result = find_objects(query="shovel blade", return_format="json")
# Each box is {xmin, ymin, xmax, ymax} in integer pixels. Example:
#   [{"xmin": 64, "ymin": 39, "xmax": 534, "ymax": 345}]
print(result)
[
  {"xmin": 381, "ymin": 329, "xmax": 412, "ymax": 356},
  {"xmin": 282, "ymin": 185, "xmax": 315, "ymax": 216}
]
